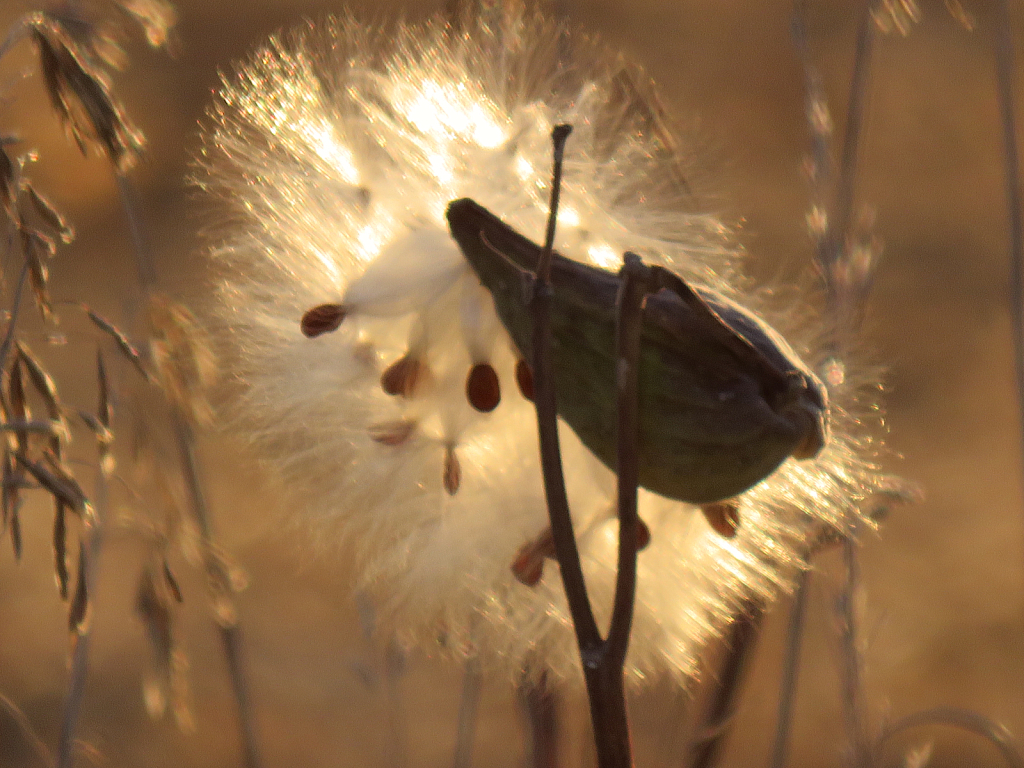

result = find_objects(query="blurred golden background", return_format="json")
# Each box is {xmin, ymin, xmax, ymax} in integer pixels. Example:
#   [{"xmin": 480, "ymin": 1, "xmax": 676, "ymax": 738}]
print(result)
[{"xmin": 0, "ymin": 0, "xmax": 1022, "ymax": 766}]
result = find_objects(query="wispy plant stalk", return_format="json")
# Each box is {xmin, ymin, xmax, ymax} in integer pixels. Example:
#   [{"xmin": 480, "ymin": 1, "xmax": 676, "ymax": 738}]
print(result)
[
  {"xmin": 117, "ymin": 171, "xmax": 262, "ymax": 767},
  {"xmin": 57, "ymin": 353, "xmax": 112, "ymax": 768},
  {"xmin": 688, "ymin": 603, "xmax": 764, "ymax": 768},
  {"xmin": 452, "ymin": 656, "xmax": 482, "ymax": 768},
  {"xmin": 0, "ymin": 4, "xmax": 263, "ymax": 763},
  {"xmin": 994, "ymin": 0, "xmax": 1024, "ymax": 565},
  {"xmin": 520, "ymin": 670, "xmax": 559, "ymax": 768},
  {"xmin": 768, "ymin": 567, "xmax": 810, "ymax": 768},
  {"xmin": 776, "ymin": 3, "xmax": 879, "ymax": 766}
]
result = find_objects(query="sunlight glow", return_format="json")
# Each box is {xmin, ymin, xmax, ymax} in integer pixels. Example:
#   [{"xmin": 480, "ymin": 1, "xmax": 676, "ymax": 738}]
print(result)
[
  {"xmin": 402, "ymin": 79, "xmax": 507, "ymax": 148},
  {"xmin": 587, "ymin": 243, "xmax": 619, "ymax": 269}
]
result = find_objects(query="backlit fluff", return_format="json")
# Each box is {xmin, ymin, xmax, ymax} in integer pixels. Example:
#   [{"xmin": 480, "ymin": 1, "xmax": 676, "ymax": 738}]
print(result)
[{"xmin": 195, "ymin": 8, "xmax": 883, "ymax": 684}]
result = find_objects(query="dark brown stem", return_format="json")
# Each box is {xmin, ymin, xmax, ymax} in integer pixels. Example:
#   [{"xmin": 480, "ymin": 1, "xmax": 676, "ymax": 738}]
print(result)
[
  {"xmin": 536, "ymin": 125, "xmax": 573, "ymax": 285},
  {"xmin": 605, "ymin": 252, "xmax": 647, "ymax": 666},
  {"xmin": 580, "ymin": 254, "xmax": 658, "ymax": 768},
  {"xmin": 530, "ymin": 124, "xmax": 600, "ymax": 649}
]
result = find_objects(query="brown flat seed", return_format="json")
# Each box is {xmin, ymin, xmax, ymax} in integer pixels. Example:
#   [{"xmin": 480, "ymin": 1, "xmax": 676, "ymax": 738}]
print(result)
[
  {"xmin": 701, "ymin": 501, "xmax": 740, "ymax": 538},
  {"xmin": 511, "ymin": 526, "xmax": 556, "ymax": 587},
  {"xmin": 381, "ymin": 355, "xmax": 426, "ymax": 397},
  {"xmin": 636, "ymin": 517, "xmax": 651, "ymax": 550},
  {"xmin": 368, "ymin": 419, "xmax": 417, "ymax": 446},
  {"xmin": 466, "ymin": 363, "xmax": 500, "ymax": 412},
  {"xmin": 511, "ymin": 548, "xmax": 544, "ymax": 587},
  {"xmin": 515, "ymin": 359, "xmax": 534, "ymax": 402},
  {"xmin": 301, "ymin": 304, "xmax": 347, "ymax": 337},
  {"xmin": 443, "ymin": 445, "xmax": 461, "ymax": 495}
]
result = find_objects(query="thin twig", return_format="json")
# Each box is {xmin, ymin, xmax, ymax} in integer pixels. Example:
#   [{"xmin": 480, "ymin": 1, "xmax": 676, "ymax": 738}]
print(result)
[
  {"xmin": 171, "ymin": 410, "xmax": 262, "ymax": 768},
  {"xmin": 452, "ymin": 656, "xmax": 482, "ymax": 768},
  {"xmin": 113, "ymin": 174, "xmax": 158, "ymax": 296},
  {"xmin": 0, "ymin": 690, "xmax": 54, "ymax": 767},
  {"xmin": 530, "ymin": 123, "xmax": 600, "ymax": 649},
  {"xmin": 994, "ymin": 0, "xmax": 1024, "ymax": 577},
  {"xmin": 115, "ymin": 166, "xmax": 263, "ymax": 768},
  {"xmin": 823, "ymin": 0, "xmax": 877, "ymax": 294},
  {"xmin": 56, "ymin": 516, "xmax": 103, "ymax": 768},
  {"xmin": 520, "ymin": 670, "xmax": 560, "ymax": 768},
  {"xmin": 688, "ymin": 605, "xmax": 764, "ymax": 768},
  {"xmin": 57, "ymin": 355, "xmax": 111, "ymax": 768},
  {"xmin": 0, "ymin": 259, "xmax": 31, "ymax": 372},
  {"xmin": 0, "ymin": 14, "xmax": 31, "ymax": 62},
  {"xmin": 768, "ymin": 568, "xmax": 811, "ymax": 768},
  {"xmin": 792, "ymin": 0, "xmax": 833, "ymax": 270},
  {"xmin": 841, "ymin": 535, "xmax": 868, "ymax": 768},
  {"xmin": 806, "ymin": 3, "xmax": 878, "ymax": 766},
  {"xmin": 872, "ymin": 708, "xmax": 1024, "ymax": 768}
]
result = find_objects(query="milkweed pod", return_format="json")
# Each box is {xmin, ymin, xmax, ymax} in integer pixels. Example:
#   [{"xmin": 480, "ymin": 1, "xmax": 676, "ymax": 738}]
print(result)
[{"xmin": 446, "ymin": 198, "xmax": 828, "ymax": 504}]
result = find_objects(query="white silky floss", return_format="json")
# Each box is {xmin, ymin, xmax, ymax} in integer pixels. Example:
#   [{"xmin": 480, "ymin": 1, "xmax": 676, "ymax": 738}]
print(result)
[{"xmin": 194, "ymin": 7, "xmax": 884, "ymax": 685}]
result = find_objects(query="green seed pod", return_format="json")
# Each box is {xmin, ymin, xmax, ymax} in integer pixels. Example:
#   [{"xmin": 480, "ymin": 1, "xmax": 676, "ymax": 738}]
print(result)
[{"xmin": 446, "ymin": 197, "xmax": 828, "ymax": 504}]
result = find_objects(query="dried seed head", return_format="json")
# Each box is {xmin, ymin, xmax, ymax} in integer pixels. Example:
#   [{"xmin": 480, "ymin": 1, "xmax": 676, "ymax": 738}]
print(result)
[
  {"xmin": 27, "ymin": 13, "xmax": 146, "ymax": 171},
  {"xmin": 0, "ymin": 144, "xmax": 17, "ymax": 217},
  {"xmin": 300, "ymin": 303, "xmax": 346, "ymax": 337},
  {"xmin": 21, "ymin": 180, "xmax": 75, "ymax": 244},
  {"xmin": 83, "ymin": 305, "xmax": 150, "ymax": 381},
  {"xmin": 21, "ymin": 228, "xmax": 54, "ymax": 322},
  {"xmin": 16, "ymin": 342, "xmax": 65, "ymax": 457},
  {"xmin": 8, "ymin": 356, "xmax": 30, "ymax": 455},
  {"xmin": 69, "ymin": 541, "xmax": 90, "ymax": 635},
  {"xmin": 117, "ymin": 0, "xmax": 178, "ymax": 49},
  {"xmin": 465, "ymin": 362, "xmax": 500, "ymax": 412},
  {"xmin": 148, "ymin": 295, "xmax": 217, "ymax": 425},
  {"xmin": 53, "ymin": 502, "xmax": 69, "ymax": 599}
]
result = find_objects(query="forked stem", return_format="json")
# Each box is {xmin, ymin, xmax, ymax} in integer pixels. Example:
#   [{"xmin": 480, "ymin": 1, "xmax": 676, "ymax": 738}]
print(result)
[{"xmin": 530, "ymin": 125, "xmax": 661, "ymax": 768}]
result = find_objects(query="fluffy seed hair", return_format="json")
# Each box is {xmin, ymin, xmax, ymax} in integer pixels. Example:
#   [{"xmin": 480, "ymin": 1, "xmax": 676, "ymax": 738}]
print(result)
[{"xmin": 194, "ymin": 7, "xmax": 885, "ymax": 685}]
